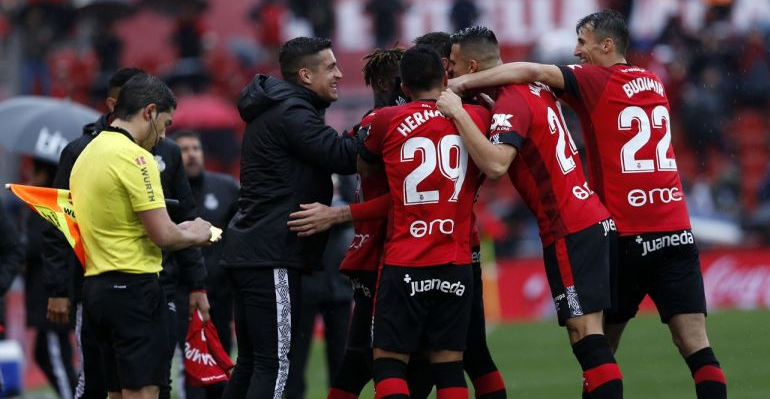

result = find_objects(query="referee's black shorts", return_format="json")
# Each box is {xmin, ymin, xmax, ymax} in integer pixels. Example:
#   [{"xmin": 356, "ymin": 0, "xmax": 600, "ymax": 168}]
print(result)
[{"xmin": 82, "ymin": 272, "xmax": 168, "ymax": 391}]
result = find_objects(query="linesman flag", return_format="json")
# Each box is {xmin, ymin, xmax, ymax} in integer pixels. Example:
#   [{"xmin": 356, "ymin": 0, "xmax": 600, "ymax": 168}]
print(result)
[{"xmin": 5, "ymin": 183, "xmax": 85, "ymax": 268}]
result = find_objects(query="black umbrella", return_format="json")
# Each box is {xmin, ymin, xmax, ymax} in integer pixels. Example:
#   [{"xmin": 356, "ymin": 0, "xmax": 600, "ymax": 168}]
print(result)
[{"xmin": 0, "ymin": 96, "xmax": 100, "ymax": 163}]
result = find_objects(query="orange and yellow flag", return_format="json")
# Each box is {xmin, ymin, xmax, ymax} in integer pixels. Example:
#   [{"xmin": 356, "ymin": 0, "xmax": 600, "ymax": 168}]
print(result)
[{"xmin": 5, "ymin": 183, "xmax": 86, "ymax": 268}]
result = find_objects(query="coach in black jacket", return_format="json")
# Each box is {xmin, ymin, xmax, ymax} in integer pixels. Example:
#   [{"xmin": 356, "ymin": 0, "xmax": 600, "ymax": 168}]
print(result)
[{"xmin": 221, "ymin": 37, "xmax": 359, "ymax": 399}]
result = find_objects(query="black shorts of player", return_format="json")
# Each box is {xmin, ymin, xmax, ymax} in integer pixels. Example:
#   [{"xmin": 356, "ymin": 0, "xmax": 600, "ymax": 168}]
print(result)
[
  {"xmin": 344, "ymin": 270, "xmax": 378, "ymax": 349},
  {"xmin": 466, "ymin": 247, "xmax": 488, "ymax": 350},
  {"xmin": 605, "ymin": 229, "xmax": 707, "ymax": 324},
  {"xmin": 372, "ymin": 263, "xmax": 473, "ymax": 353},
  {"xmin": 82, "ymin": 272, "xmax": 168, "ymax": 391},
  {"xmin": 543, "ymin": 219, "xmax": 617, "ymax": 326}
]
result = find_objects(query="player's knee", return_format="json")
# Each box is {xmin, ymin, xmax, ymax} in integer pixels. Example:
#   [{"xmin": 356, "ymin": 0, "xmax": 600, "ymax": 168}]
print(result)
[
  {"xmin": 429, "ymin": 349, "xmax": 463, "ymax": 363},
  {"xmin": 668, "ymin": 314, "xmax": 709, "ymax": 356}
]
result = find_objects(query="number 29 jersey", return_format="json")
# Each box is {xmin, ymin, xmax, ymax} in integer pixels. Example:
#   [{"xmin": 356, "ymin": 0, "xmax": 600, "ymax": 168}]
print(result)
[
  {"xmin": 559, "ymin": 64, "xmax": 691, "ymax": 235},
  {"xmin": 361, "ymin": 100, "xmax": 489, "ymax": 267}
]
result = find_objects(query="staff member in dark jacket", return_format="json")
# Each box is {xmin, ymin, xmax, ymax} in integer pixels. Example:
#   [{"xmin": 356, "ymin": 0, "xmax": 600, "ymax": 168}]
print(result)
[
  {"xmin": 172, "ymin": 130, "xmax": 239, "ymax": 399},
  {"xmin": 42, "ymin": 67, "xmax": 209, "ymax": 399},
  {"xmin": 221, "ymin": 37, "xmax": 360, "ymax": 399}
]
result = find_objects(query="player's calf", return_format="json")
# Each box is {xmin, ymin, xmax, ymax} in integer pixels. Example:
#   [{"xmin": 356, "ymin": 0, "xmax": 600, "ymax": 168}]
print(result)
[
  {"xmin": 572, "ymin": 334, "xmax": 623, "ymax": 399},
  {"xmin": 430, "ymin": 359, "xmax": 468, "ymax": 399}
]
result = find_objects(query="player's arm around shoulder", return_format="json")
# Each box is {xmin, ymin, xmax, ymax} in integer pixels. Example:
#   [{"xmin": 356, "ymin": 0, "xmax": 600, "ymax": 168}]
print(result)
[
  {"xmin": 450, "ymin": 62, "xmax": 565, "ymax": 93},
  {"xmin": 437, "ymin": 89, "xmax": 515, "ymax": 179}
]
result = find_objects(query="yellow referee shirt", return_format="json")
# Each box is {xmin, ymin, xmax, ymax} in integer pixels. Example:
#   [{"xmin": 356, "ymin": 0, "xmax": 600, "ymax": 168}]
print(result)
[{"xmin": 71, "ymin": 130, "xmax": 166, "ymax": 276}]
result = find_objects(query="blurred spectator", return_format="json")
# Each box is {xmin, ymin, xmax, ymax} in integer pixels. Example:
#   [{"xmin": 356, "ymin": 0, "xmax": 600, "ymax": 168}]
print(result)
[
  {"xmin": 365, "ymin": 0, "xmax": 405, "ymax": 48},
  {"xmin": 18, "ymin": 4, "xmax": 54, "ymax": 95},
  {"xmin": 450, "ymin": 0, "xmax": 479, "ymax": 32},
  {"xmin": 285, "ymin": 180, "xmax": 353, "ymax": 399},
  {"xmin": 680, "ymin": 64, "xmax": 729, "ymax": 173},
  {"xmin": 0, "ymin": 196, "xmax": 23, "ymax": 339},
  {"xmin": 735, "ymin": 28, "xmax": 770, "ymax": 108},
  {"xmin": 249, "ymin": 0, "xmax": 288, "ymax": 59},
  {"xmin": 307, "ymin": 0, "xmax": 335, "ymax": 38}
]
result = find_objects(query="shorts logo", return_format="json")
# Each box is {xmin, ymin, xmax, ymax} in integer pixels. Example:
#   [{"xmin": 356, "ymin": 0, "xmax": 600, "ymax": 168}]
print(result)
[
  {"xmin": 637, "ymin": 230, "xmax": 694, "ymax": 257},
  {"xmin": 404, "ymin": 274, "xmax": 466, "ymax": 297},
  {"xmin": 600, "ymin": 219, "xmax": 616, "ymax": 236},
  {"xmin": 350, "ymin": 278, "xmax": 372, "ymax": 298},
  {"xmin": 566, "ymin": 286, "xmax": 583, "ymax": 316}
]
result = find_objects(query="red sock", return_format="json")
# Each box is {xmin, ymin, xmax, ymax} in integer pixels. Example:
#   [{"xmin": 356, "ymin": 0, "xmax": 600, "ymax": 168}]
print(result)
[{"xmin": 471, "ymin": 370, "xmax": 506, "ymax": 398}]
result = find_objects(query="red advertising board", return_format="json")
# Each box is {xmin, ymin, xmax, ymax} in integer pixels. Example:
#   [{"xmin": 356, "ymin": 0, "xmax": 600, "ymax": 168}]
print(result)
[{"xmin": 490, "ymin": 248, "xmax": 770, "ymax": 322}]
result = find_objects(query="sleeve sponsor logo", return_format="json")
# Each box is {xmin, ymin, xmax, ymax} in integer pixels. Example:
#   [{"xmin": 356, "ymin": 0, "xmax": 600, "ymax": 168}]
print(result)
[
  {"xmin": 490, "ymin": 114, "xmax": 513, "ymax": 131},
  {"xmin": 140, "ymin": 164, "xmax": 156, "ymax": 202},
  {"xmin": 134, "ymin": 156, "xmax": 146, "ymax": 166}
]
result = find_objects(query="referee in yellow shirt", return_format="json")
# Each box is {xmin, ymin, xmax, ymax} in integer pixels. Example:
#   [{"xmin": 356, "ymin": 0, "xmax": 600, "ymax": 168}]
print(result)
[{"xmin": 70, "ymin": 74, "xmax": 213, "ymax": 399}]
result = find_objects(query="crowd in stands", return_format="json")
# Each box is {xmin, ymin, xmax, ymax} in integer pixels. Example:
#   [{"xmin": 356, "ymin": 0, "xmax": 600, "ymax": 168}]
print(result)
[{"xmin": 2, "ymin": 0, "xmax": 770, "ymax": 255}]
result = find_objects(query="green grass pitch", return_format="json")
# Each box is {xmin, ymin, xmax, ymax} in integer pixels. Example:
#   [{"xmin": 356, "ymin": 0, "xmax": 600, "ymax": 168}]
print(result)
[{"xmin": 300, "ymin": 309, "xmax": 769, "ymax": 399}]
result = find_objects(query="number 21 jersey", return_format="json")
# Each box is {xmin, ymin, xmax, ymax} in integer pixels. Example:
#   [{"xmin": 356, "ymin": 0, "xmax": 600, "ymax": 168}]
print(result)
[
  {"xmin": 559, "ymin": 64, "xmax": 691, "ymax": 235},
  {"xmin": 361, "ymin": 100, "xmax": 489, "ymax": 267}
]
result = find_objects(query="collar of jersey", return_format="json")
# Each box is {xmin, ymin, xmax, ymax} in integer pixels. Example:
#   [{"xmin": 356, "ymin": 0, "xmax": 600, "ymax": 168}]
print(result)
[
  {"xmin": 102, "ymin": 126, "xmax": 136, "ymax": 144},
  {"xmin": 415, "ymin": 98, "xmax": 437, "ymax": 103}
]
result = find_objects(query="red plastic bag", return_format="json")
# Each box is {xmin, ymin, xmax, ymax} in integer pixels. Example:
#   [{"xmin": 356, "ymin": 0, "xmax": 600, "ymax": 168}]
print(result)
[{"xmin": 184, "ymin": 310, "xmax": 235, "ymax": 387}]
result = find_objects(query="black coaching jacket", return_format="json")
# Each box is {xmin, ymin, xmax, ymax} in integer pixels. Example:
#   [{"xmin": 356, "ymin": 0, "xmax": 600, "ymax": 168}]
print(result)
[{"xmin": 221, "ymin": 75, "xmax": 360, "ymax": 271}]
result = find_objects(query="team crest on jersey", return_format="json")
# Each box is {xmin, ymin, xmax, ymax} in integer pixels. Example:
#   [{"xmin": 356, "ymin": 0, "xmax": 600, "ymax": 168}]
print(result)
[
  {"xmin": 154, "ymin": 155, "xmax": 166, "ymax": 172},
  {"xmin": 204, "ymin": 193, "xmax": 219, "ymax": 210},
  {"xmin": 491, "ymin": 114, "xmax": 513, "ymax": 131}
]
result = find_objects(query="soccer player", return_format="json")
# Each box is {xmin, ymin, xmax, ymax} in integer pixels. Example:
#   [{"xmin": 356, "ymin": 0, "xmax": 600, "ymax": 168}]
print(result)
[
  {"xmin": 450, "ymin": 11, "xmax": 727, "ymax": 399},
  {"xmin": 414, "ymin": 30, "xmax": 507, "ymax": 399},
  {"xmin": 321, "ymin": 47, "xmax": 404, "ymax": 399},
  {"xmin": 359, "ymin": 45, "xmax": 488, "ymax": 399},
  {"xmin": 437, "ymin": 26, "xmax": 623, "ymax": 399}
]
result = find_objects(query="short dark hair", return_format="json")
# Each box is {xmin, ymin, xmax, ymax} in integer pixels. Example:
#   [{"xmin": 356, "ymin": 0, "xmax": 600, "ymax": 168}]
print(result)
[
  {"xmin": 450, "ymin": 26, "xmax": 498, "ymax": 51},
  {"xmin": 279, "ymin": 37, "xmax": 333, "ymax": 84},
  {"xmin": 362, "ymin": 47, "xmax": 405, "ymax": 87},
  {"xmin": 413, "ymin": 32, "xmax": 452, "ymax": 58},
  {"xmin": 108, "ymin": 67, "xmax": 146, "ymax": 93},
  {"xmin": 170, "ymin": 129, "xmax": 201, "ymax": 142},
  {"xmin": 400, "ymin": 45, "xmax": 445, "ymax": 93},
  {"xmin": 112, "ymin": 74, "xmax": 177, "ymax": 120},
  {"xmin": 576, "ymin": 9, "xmax": 629, "ymax": 56}
]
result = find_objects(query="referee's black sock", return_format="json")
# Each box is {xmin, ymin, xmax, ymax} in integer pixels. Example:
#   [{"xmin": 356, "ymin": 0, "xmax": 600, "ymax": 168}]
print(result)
[
  {"xmin": 373, "ymin": 357, "xmax": 410, "ymax": 399},
  {"xmin": 685, "ymin": 347, "xmax": 727, "ymax": 399},
  {"xmin": 431, "ymin": 361, "xmax": 468, "ymax": 399},
  {"xmin": 572, "ymin": 334, "xmax": 623, "ymax": 399},
  {"xmin": 328, "ymin": 349, "xmax": 373, "ymax": 399}
]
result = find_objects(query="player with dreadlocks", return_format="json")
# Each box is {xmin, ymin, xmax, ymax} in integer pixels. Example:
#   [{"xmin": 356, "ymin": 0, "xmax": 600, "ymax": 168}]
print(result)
[{"xmin": 317, "ymin": 47, "xmax": 406, "ymax": 399}]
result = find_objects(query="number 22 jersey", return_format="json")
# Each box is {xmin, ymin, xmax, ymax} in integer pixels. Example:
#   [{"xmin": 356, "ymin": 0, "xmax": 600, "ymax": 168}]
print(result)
[
  {"xmin": 558, "ymin": 64, "xmax": 691, "ymax": 235},
  {"xmin": 361, "ymin": 100, "xmax": 489, "ymax": 267}
]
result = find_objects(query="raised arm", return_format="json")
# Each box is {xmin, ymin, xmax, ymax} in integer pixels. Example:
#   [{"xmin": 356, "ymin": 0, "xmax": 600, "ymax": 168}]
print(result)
[
  {"xmin": 450, "ymin": 62, "xmax": 565, "ymax": 93},
  {"xmin": 437, "ymin": 90, "xmax": 516, "ymax": 180}
]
